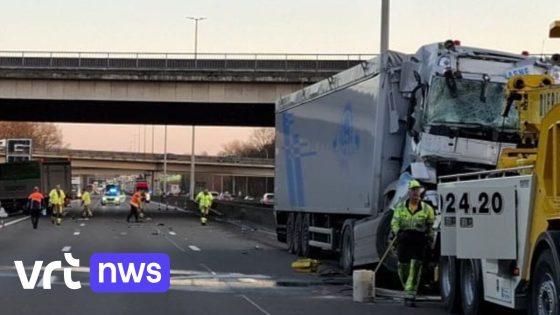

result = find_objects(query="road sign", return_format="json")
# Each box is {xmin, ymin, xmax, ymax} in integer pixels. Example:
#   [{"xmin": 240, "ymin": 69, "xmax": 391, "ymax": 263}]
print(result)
[{"xmin": 6, "ymin": 139, "xmax": 32, "ymax": 163}]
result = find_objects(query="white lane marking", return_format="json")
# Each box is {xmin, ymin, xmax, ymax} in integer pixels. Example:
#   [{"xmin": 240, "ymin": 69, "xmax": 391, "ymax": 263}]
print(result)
[
  {"xmin": 199, "ymin": 263, "xmax": 217, "ymax": 275},
  {"xmin": 240, "ymin": 295, "xmax": 272, "ymax": 315},
  {"xmin": 169, "ymin": 231, "xmax": 176, "ymax": 236},
  {"xmin": 73, "ymin": 232, "xmax": 80, "ymax": 236},
  {"xmin": 80, "ymin": 223, "xmax": 85, "ymax": 227},
  {"xmin": 0, "ymin": 216, "xmax": 31, "ymax": 229},
  {"xmin": 155, "ymin": 227, "xmax": 185, "ymax": 252},
  {"xmin": 165, "ymin": 236, "xmax": 186, "ymax": 252},
  {"xmin": 188, "ymin": 245, "xmax": 201, "ymax": 252},
  {"xmin": 61, "ymin": 246, "xmax": 71, "ymax": 252}
]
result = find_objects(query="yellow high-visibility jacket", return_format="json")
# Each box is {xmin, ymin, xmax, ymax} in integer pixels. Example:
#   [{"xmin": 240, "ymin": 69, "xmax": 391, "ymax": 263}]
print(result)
[
  {"xmin": 81, "ymin": 191, "xmax": 91, "ymax": 206},
  {"xmin": 49, "ymin": 189, "xmax": 66, "ymax": 205},
  {"xmin": 195, "ymin": 192, "xmax": 213, "ymax": 210}
]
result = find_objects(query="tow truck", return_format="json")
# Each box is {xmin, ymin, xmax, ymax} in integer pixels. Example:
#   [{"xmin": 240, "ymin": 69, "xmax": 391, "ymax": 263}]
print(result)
[{"xmin": 438, "ymin": 72, "xmax": 560, "ymax": 314}]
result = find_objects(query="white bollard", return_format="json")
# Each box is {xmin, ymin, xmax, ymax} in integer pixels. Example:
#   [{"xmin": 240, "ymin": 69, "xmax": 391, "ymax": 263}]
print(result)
[{"xmin": 353, "ymin": 269, "xmax": 375, "ymax": 303}]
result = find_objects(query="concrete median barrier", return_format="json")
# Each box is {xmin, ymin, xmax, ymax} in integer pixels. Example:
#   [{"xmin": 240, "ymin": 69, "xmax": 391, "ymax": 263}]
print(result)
[
  {"xmin": 151, "ymin": 195, "xmax": 275, "ymax": 228},
  {"xmin": 212, "ymin": 201, "xmax": 275, "ymax": 228}
]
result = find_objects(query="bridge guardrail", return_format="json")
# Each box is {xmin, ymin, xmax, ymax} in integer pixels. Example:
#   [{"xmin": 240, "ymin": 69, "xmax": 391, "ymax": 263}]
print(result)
[
  {"xmin": 0, "ymin": 51, "xmax": 378, "ymax": 73},
  {"xmin": 29, "ymin": 149, "xmax": 274, "ymax": 167}
]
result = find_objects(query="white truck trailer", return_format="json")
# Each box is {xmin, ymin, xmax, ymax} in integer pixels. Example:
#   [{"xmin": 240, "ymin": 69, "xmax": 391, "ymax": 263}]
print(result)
[{"xmin": 274, "ymin": 40, "xmax": 558, "ymax": 275}]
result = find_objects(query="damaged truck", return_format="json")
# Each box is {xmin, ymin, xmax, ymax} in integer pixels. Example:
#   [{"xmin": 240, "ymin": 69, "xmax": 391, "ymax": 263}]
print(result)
[{"xmin": 273, "ymin": 40, "xmax": 560, "ymax": 275}]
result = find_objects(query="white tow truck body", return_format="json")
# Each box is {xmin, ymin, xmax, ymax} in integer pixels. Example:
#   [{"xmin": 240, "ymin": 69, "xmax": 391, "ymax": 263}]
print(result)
[{"xmin": 439, "ymin": 169, "xmax": 535, "ymax": 309}]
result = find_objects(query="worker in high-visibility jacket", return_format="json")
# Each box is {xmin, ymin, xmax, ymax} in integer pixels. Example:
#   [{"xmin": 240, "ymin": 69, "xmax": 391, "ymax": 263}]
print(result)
[
  {"xmin": 391, "ymin": 179, "xmax": 435, "ymax": 306},
  {"xmin": 27, "ymin": 186, "xmax": 45, "ymax": 229},
  {"xmin": 49, "ymin": 184, "xmax": 66, "ymax": 225},
  {"xmin": 195, "ymin": 188, "xmax": 213, "ymax": 225},
  {"xmin": 127, "ymin": 189, "xmax": 143, "ymax": 223},
  {"xmin": 81, "ymin": 185, "xmax": 93, "ymax": 218}
]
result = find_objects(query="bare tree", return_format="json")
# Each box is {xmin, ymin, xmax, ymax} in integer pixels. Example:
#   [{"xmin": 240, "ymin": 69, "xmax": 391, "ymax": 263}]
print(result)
[
  {"xmin": 0, "ymin": 122, "xmax": 63, "ymax": 150},
  {"xmin": 250, "ymin": 128, "xmax": 275, "ymax": 149},
  {"xmin": 219, "ymin": 128, "xmax": 275, "ymax": 158}
]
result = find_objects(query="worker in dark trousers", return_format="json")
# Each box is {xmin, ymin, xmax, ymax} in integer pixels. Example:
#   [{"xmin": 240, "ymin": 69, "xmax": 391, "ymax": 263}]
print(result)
[
  {"xmin": 127, "ymin": 189, "xmax": 143, "ymax": 223},
  {"xmin": 391, "ymin": 179, "xmax": 435, "ymax": 307},
  {"xmin": 27, "ymin": 187, "xmax": 45, "ymax": 229}
]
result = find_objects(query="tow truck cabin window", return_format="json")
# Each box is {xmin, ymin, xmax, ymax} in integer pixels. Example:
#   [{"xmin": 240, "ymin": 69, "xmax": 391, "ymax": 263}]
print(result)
[{"xmin": 424, "ymin": 76, "xmax": 519, "ymax": 130}]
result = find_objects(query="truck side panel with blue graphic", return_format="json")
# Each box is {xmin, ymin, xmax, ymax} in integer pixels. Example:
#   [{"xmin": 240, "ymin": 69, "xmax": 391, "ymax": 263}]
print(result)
[{"xmin": 275, "ymin": 52, "xmax": 409, "ymax": 217}]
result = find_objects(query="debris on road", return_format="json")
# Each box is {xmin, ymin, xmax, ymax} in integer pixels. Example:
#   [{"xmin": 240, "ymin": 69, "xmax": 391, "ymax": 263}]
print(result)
[{"xmin": 291, "ymin": 259, "xmax": 320, "ymax": 273}]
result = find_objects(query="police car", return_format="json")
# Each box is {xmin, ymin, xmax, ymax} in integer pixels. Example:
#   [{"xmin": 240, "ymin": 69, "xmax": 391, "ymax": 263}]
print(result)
[{"xmin": 101, "ymin": 184, "xmax": 121, "ymax": 206}]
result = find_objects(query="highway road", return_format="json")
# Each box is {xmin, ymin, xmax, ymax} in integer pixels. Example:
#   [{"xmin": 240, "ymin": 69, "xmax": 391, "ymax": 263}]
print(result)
[{"xmin": 0, "ymin": 196, "xmax": 448, "ymax": 315}]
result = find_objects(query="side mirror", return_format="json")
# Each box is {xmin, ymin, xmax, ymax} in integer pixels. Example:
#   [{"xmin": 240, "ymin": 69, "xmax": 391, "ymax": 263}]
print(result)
[
  {"xmin": 502, "ymin": 92, "xmax": 522, "ymax": 117},
  {"xmin": 480, "ymin": 74, "xmax": 490, "ymax": 103},
  {"xmin": 444, "ymin": 70, "xmax": 458, "ymax": 98}
]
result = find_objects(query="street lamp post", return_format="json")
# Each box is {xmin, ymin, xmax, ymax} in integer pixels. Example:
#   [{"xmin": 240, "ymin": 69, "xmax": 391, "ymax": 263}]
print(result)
[
  {"xmin": 380, "ymin": 0, "xmax": 390, "ymax": 55},
  {"xmin": 143, "ymin": 125, "xmax": 147, "ymax": 154},
  {"xmin": 163, "ymin": 125, "xmax": 168, "ymax": 196},
  {"xmin": 186, "ymin": 16, "xmax": 206, "ymax": 61},
  {"xmin": 186, "ymin": 16, "xmax": 205, "ymax": 200},
  {"xmin": 189, "ymin": 126, "xmax": 195, "ymax": 200},
  {"xmin": 151, "ymin": 125, "xmax": 155, "ymax": 154}
]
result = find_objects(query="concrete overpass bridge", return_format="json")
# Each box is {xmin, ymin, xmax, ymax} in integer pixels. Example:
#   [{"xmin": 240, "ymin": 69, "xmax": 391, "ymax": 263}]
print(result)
[
  {"xmin": 0, "ymin": 51, "xmax": 375, "ymax": 126},
  {"xmin": 19, "ymin": 149, "xmax": 274, "ymax": 178}
]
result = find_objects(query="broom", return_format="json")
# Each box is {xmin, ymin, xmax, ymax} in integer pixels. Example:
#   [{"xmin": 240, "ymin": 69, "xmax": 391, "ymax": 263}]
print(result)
[{"xmin": 371, "ymin": 236, "xmax": 398, "ymax": 300}]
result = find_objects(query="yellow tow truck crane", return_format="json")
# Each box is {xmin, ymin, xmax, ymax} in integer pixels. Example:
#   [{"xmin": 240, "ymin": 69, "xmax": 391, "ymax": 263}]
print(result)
[{"xmin": 438, "ymin": 71, "xmax": 560, "ymax": 315}]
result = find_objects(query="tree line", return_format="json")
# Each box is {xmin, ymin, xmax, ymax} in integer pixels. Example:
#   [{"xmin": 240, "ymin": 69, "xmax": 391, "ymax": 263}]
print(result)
[
  {"xmin": 219, "ymin": 128, "xmax": 274, "ymax": 159},
  {"xmin": 0, "ymin": 122, "xmax": 63, "ymax": 150}
]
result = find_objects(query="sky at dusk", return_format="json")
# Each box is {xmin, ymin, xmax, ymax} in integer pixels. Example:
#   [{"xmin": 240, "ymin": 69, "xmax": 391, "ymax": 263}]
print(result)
[{"xmin": 2, "ymin": 0, "xmax": 560, "ymax": 154}]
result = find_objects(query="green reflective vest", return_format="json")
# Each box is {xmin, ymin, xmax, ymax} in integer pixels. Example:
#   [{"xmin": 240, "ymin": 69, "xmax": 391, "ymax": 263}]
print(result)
[
  {"xmin": 195, "ymin": 192, "xmax": 213, "ymax": 209},
  {"xmin": 391, "ymin": 200, "xmax": 435, "ymax": 237}
]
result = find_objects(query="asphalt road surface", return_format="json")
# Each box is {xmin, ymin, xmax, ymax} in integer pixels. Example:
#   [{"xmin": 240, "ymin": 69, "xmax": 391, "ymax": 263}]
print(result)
[{"xmin": 0, "ymin": 196, "xmax": 448, "ymax": 315}]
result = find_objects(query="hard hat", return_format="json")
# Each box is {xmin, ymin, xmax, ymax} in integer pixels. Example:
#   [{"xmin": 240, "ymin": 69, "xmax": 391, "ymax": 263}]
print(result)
[{"xmin": 408, "ymin": 179, "xmax": 422, "ymax": 189}]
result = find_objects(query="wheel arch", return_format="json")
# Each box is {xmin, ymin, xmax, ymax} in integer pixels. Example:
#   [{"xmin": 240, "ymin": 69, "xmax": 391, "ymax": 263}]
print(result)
[{"xmin": 530, "ymin": 231, "xmax": 560, "ymax": 281}]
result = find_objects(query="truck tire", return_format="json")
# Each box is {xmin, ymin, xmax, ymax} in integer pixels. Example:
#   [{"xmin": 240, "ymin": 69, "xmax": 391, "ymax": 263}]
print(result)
[
  {"xmin": 339, "ymin": 220, "xmax": 354, "ymax": 275},
  {"xmin": 294, "ymin": 213, "xmax": 303, "ymax": 256},
  {"xmin": 531, "ymin": 249, "xmax": 560, "ymax": 315},
  {"xmin": 301, "ymin": 213, "xmax": 318, "ymax": 258},
  {"xmin": 286, "ymin": 212, "xmax": 295, "ymax": 254},
  {"xmin": 376, "ymin": 210, "xmax": 398, "ymax": 273},
  {"xmin": 440, "ymin": 256, "xmax": 461, "ymax": 313},
  {"xmin": 460, "ymin": 259, "xmax": 487, "ymax": 315}
]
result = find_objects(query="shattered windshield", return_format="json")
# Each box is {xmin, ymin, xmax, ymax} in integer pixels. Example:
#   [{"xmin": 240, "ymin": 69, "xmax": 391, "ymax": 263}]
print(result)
[{"xmin": 424, "ymin": 76, "xmax": 518, "ymax": 130}]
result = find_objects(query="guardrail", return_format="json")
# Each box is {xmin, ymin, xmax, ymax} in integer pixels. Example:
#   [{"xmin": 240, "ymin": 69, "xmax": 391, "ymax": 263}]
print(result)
[{"xmin": 0, "ymin": 51, "xmax": 378, "ymax": 73}]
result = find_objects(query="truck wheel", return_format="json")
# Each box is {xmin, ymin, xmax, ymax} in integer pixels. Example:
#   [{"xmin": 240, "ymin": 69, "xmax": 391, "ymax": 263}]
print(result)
[
  {"xmin": 441, "ymin": 256, "xmax": 461, "ymax": 313},
  {"xmin": 531, "ymin": 249, "xmax": 560, "ymax": 315},
  {"xmin": 286, "ymin": 212, "xmax": 295, "ymax": 254},
  {"xmin": 301, "ymin": 213, "xmax": 318, "ymax": 258},
  {"xmin": 339, "ymin": 220, "xmax": 354, "ymax": 275},
  {"xmin": 294, "ymin": 213, "xmax": 303, "ymax": 256},
  {"xmin": 376, "ymin": 210, "xmax": 398, "ymax": 273},
  {"xmin": 460, "ymin": 259, "xmax": 487, "ymax": 315}
]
